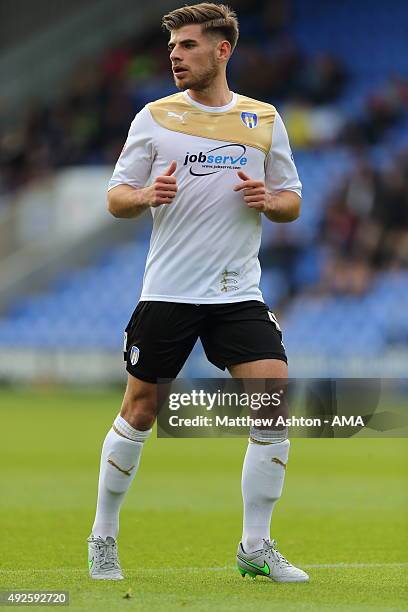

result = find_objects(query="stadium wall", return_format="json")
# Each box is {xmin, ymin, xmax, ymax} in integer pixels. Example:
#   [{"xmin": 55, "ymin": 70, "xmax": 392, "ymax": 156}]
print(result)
[{"xmin": 0, "ymin": 349, "xmax": 407, "ymax": 385}]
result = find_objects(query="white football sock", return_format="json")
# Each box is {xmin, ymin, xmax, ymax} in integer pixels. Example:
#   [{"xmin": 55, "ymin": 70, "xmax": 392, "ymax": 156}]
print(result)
[
  {"xmin": 92, "ymin": 415, "xmax": 152, "ymax": 540},
  {"xmin": 241, "ymin": 439, "xmax": 290, "ymax": 553}
]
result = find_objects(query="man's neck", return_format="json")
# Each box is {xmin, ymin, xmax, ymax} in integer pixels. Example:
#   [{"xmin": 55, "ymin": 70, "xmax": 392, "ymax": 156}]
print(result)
[{"xmin": 187, "ymin": 80, "xmax": 233, "ymax": 108}]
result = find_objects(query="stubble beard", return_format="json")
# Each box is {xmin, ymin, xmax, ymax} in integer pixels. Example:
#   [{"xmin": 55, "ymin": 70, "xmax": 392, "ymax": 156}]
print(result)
[{"xmin": 175, "ymin": 61, "xmax": 219, "ymax": 92}]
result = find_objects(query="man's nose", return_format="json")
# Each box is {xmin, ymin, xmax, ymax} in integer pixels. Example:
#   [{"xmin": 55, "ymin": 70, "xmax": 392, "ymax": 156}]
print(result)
[{"xmin": 170, "ymin": 46, "xmax": 182, "ymax": 62}]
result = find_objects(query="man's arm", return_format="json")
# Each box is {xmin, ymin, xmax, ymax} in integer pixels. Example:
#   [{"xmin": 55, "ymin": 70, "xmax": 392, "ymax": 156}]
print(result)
[
  {"xmin": 263, "ymin": 190, "xmax": 301, "ymax": 223},
  {"xmin": 108, "ymin": 184, "xmax": 149, "ymax": 219},
  {"xmin": 108, "ymin": 161, "xmax": 178, "ymax": 219},
  {"xmin": 263, "ymin": 110, "xmax": 302, "ymax": 221},
  {"xmin": 234, "ymin": 109, "xmax": 302, "ymax": 222},
  {"xmin": 233, "ymin": 171, "xmax": 301, "ymax": 222}
]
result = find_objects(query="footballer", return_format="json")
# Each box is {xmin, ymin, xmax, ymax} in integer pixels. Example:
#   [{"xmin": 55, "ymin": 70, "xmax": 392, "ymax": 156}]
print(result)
[{"xmin": 88, "ymin": 2, "xmax": 308, "ymax": 583}]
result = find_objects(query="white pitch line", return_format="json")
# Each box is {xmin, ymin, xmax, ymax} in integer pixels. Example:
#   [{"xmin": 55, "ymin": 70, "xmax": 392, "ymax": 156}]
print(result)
[
  {"xmin": 1, "ymin": 562, "xmax": 407, "ymax": 574},
  {"xmin": 304, "ymin": 562, "xmax": 408, "ymax": 569}
]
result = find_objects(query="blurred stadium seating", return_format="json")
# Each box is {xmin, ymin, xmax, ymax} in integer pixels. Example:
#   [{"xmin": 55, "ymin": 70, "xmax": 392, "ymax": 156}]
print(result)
[{"xmin": 0, "ymin": 0, "xmax": 406, "ymax": 381}]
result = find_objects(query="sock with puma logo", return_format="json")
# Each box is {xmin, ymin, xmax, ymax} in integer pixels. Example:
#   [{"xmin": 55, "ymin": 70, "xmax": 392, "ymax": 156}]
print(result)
[
  {"xmin": 92, "ymin": 418, "xmax": 151, "ymax": 540},
  {"xmin": 241, "ymin": 438, "xmax": 290, "ymax": 553}
]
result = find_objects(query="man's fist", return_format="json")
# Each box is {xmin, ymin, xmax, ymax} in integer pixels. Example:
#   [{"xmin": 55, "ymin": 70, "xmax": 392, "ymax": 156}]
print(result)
[
  {"xmin": 147, "ymin": 160, "xmax": 178, "ymax": 207},
  {"xmin": 233, "ymin": 170, "xmax": 267, "ymax": 212}
]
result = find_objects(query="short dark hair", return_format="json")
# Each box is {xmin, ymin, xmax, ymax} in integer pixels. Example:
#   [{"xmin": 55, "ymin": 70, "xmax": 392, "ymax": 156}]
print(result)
[{"xmin": 162, "ymin": 2, "xmax": 239, "ymax": 52}]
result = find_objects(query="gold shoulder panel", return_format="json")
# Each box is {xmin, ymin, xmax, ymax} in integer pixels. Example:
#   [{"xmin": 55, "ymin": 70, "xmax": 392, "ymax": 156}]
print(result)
[{"xmin": 147, "ymin": 93, "xmax": 276, "ymax": 155}]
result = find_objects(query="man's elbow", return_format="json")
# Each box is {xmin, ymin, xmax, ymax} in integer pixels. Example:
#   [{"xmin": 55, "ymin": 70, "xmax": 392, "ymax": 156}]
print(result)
[
  {"xmin": 108, "ymin": 206, "xmax": 120, "ymax": 219},
  {"xmin": 107, "ymin": 192, "xmax": 120, "ymax": 218},
  {"xmin": 292, "ymin": 196, "xmax": 302, "ymax": 221},
  {"xmin": 288, "ymin": 194, "xmax": 302, "ymax": 221}
]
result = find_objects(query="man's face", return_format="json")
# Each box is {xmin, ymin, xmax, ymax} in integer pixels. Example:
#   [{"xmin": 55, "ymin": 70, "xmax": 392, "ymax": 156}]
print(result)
[{"xmin": 168, "ymin": 24, "xmax": 220, "ymax": 91}]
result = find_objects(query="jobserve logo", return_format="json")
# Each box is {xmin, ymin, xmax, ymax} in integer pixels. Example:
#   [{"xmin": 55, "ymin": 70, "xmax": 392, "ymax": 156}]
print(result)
[{"xmin": 183, "ymin": 143, "xmax": 248, "ymax": 176}]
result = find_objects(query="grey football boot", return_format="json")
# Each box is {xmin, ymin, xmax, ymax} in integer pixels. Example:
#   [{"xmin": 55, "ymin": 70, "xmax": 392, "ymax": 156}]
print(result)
[
  {"xmin": 87, "ymin": 534, "xmax": 124, "ymax": 580},
  {"xmin": 237, "ymin": 539, "xmax": 309, "ymax": 582}
]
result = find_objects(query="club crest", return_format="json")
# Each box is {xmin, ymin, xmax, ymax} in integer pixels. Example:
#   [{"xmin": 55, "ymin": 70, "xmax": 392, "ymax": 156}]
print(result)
[
  {"xmin": 241, "ymin": 112, "xmax": 258, "ymax": 129},
  {"xmin": 130, "ymin": 345, "xmax": 140, "ymax": 366}
]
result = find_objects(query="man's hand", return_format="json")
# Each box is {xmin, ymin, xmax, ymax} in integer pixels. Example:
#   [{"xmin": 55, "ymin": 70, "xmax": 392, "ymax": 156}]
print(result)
[
  {"xmin": 145, "ymin": 160, "xmax": 178, "ymax": 207},
  {"xmin": 233, "ymin": 170, "xmax": 301, "ymax": 222},
  {"xmin": 233, "ymin": 170, "xmax": 267, "ymax": 211},
  {"xmin": 107, "ymin": 161, "xmax": 178, "ymax": 218}
]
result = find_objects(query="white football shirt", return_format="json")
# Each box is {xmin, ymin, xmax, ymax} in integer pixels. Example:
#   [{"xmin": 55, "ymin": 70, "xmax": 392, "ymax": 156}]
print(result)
[{"xmin": 108, "ymin": 91, "xmax": 301, "ymax": 303}]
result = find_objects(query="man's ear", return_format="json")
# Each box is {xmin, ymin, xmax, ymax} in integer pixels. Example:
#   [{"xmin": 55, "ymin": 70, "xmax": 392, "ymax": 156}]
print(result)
[{"xmin": 217, "ymin": 40, "xmax": 231, "ymax": 62}]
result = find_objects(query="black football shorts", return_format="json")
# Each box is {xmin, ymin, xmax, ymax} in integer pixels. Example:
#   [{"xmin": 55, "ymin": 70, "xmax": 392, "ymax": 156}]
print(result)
[{"xmin": 123, "ymin": 300, "xmax": 287, "ymax": 383}]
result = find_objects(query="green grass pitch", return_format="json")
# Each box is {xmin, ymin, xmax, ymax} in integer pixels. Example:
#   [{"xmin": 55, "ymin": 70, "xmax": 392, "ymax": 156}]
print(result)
[{"xmin": 0, "ymin": 387, "xmax": 407, "ymax": 611}]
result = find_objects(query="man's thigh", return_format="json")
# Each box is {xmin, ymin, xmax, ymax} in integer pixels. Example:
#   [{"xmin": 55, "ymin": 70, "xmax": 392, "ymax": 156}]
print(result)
[
  {"xmin": 229, "ymin": 358, "xmax": 288, "ymax": 378},
  {"xmin": 124, "ymin": 301, "xmax": 204, "ymax": 382},
  {"xmin": 228, "ymin": 359, "xmax": 289, "ymax": 431},
  {"xmin": 200, "ymin": 300, "xmax": 287, "ymax": 372}
]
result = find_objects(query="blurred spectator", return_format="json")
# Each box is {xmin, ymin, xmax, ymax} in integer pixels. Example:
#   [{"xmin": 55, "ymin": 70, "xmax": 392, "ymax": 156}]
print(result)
[
  {"xmin": 261, "ymin": 226, "xmax": 303, "ymax": 304},
  {"xmin": 299, "ymin": 53, "xmax": 348, "ymax": 105},
  {"xmin": 283, "ymin": 97, "xmax": 344, "ymax": 148},
  {"xmin": 342, "ymin": 77, "xmax": 408, "ymax": 147},
  {"xmin": 281, "ymin": 98, "xmax": 314, "ymax": 149},
  {"xmin": 318, "ymin": 153, "xmax": 408, "ymax": 295},
  {"xmin": 374, "ymin": 159, "xmax": 408, "ymax": 268}
]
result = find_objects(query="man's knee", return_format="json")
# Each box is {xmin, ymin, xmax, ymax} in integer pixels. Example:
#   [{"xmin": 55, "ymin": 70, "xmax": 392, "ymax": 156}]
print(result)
[{"xmin": 120, "ymin": 378, "xmax": 157, "ymax": 430}]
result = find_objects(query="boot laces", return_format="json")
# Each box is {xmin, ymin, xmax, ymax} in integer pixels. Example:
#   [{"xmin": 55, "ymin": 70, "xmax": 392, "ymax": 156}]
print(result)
[
  {"xmin": 263, "ymin": 539, "xmax": 291, "ymax": 567},
  {"xmin": 94, "ymin": 537, "xmax": 119, "ymax": 570}
]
